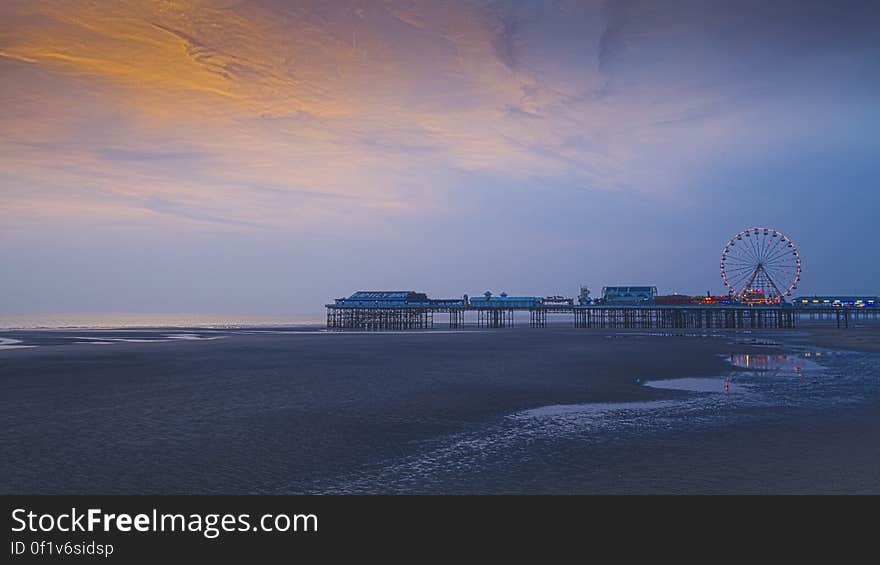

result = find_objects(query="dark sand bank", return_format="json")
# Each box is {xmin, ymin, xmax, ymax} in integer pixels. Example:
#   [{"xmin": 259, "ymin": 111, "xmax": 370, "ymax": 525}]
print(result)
[
  {"xmin": 792, "ymin": 324, "xmax": 880, "ymax": 353},
  {"xmin": 1, "ymin": 327, "xmax": 877, "ymax": 493}
]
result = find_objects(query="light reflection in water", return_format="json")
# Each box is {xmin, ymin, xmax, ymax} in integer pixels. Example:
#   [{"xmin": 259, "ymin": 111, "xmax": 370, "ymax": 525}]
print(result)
[
  {"xmin": 643, "ymin": 353, "xmax": 831, "ymax": 395},
  {"xmin": 728, "ymin": 352, "xmax": 826, "ymax": 374}
]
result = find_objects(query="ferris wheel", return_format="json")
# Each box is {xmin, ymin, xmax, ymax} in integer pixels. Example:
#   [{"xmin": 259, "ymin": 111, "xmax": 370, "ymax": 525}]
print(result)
[{"xmin": 720, "ymin": 227, "xmax": 801, "ymax": 302}]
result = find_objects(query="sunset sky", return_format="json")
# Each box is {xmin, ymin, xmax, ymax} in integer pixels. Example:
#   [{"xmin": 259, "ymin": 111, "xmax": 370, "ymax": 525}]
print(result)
[{"xmin": 2, "ymin": 0, "xmax": 878, "ymax": 315}]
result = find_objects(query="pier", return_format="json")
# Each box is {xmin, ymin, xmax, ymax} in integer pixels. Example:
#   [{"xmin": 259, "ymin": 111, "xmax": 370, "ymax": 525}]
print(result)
[
  {"xmin": 326, "ymin": 302, "xmax": 799, "ymax": 331},
  {"xmin": 325, "ymin": 290, "xmax": 878, "ymax": 331},
  {"xmin": 572, "ymin": 305, "xmax": 795, "ymax": 329},
  {"xmin": 794, "ymin": 306, "xmax": 880, "ymax": 328}
]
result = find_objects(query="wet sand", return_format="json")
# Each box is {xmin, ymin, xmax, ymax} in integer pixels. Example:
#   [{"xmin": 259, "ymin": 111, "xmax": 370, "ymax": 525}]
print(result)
[
  {"xmin": 793, "ymin": 325, "xmax": 880, "ymax": 353},
  {"xmin": 0, "ymin": 326, "xmax": 877, "ymax": 494}
]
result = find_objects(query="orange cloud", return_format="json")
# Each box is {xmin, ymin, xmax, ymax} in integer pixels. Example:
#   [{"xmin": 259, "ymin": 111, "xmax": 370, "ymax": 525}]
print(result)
[{"xmin": 0, "ymin": 0, "xmax": 760, "ymax": 232}]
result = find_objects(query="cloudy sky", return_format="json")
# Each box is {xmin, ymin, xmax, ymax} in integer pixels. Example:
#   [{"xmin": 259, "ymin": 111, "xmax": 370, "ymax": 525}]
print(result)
[{"xmin": 1, "ymin": 0, "xmax": 878, "ymax": 315}]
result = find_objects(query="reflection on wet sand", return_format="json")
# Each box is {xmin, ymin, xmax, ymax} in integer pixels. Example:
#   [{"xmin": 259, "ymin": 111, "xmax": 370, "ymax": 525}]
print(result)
[
  {"xmin": 643, "ymin": 377, "xmax": 742, "ymax": 394},
  {"xmin": 727, "ymin": 352, "xmax": 828, "ymax": 376},
  {"xmin": 642, "ymin": 352, "xmax": 834, "ymax": 395},
  {"xmin": 0, "ymin": 338, "xmax": 33, "ymax": 350}
]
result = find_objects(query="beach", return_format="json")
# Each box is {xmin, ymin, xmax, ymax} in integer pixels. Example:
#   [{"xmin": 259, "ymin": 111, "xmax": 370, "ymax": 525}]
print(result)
[
  {"xmin": 1, "ymin": 326, "xmax": 878, "ymax": 494},
  {"xmin": 789, "ymin": 325, "xmax": 880, "ymax": 353}
]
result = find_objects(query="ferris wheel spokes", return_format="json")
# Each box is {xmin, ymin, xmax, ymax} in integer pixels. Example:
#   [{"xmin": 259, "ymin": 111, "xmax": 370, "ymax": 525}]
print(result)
[{"xmin": 720, "ymin": 227, "xmax": 801, "ymax": 303}]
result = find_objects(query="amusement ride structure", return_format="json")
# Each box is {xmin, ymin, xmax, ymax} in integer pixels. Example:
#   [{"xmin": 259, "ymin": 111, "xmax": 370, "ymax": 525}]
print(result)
[{"xmin": 720, "ymin": 227, "xmax": 801, "ymax": 304}]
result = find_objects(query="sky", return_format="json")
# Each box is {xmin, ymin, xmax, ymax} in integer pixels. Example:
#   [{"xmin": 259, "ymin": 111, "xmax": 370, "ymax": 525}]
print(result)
[{"xmin": 1, "ymin": 0, "xmax": 878, "ymax": 316}]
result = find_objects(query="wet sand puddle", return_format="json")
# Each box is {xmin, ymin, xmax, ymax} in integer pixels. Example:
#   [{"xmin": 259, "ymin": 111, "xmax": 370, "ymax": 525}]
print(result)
[
  {"xmin": 68, "ymin": 333, "xmax": 226, "ymax": 345},
  {"xmin": 0, "ymin": 338, "xmax": 34, "ymax": 350}
]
